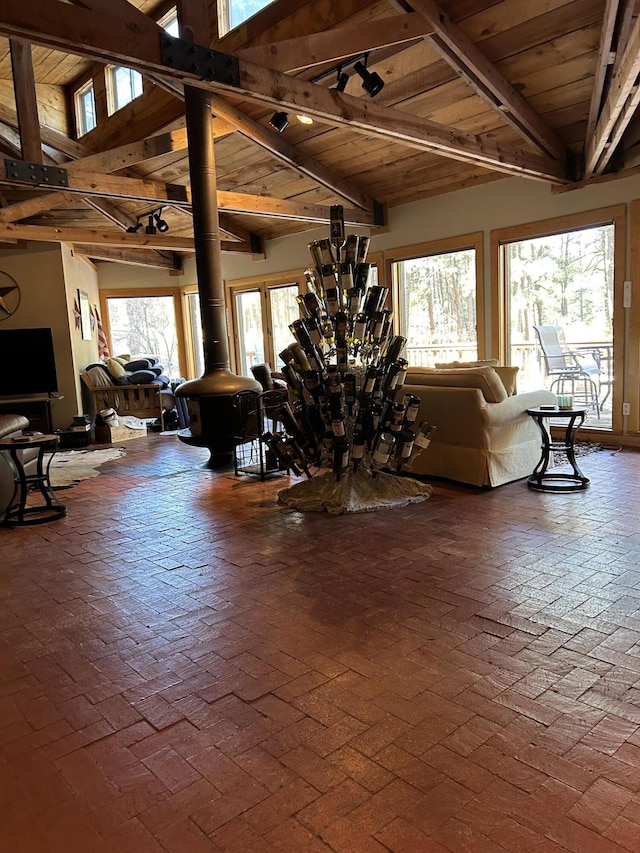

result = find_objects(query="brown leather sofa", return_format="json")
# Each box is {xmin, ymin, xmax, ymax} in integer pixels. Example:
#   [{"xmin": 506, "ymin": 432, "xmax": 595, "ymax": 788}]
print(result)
[{"xmin": 0, "ymin": 414, "xmax": 37, "ymax": 518}]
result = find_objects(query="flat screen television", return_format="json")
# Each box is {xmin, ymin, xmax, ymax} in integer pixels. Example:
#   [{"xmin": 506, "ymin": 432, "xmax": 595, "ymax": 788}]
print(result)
[{"xmin": 0, "ymin": 327, "xmax": 59, "ymax": 397}]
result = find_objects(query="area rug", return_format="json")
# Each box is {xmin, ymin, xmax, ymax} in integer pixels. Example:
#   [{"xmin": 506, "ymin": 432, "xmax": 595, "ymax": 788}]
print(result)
[
  {"xmin": 47, "ymin": 447, "xmax": 126, "ymax": 489},
  {"xmin": 552, "ymin": 441, "xmax": 603, "ymax": 467},
  {"xmin": 278, "ymin": 469, "xmax": 432, "ymax": 515}
]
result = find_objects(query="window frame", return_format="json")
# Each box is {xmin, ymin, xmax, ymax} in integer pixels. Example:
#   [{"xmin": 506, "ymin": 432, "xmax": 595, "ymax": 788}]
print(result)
[
  {"xmin": 74, "ymin": 79, "xmax": 97, "ymax": 137},
  {"xmin": 99, "ymin": 287, "xmax": 188, "ymax": 378},
  {"xmin": 218, "ymin": 0, "xmax": 275, "ymax": 35},
  {"xmin": 105, "ymin": 65, "xmax": 144, "ymax": 116}
]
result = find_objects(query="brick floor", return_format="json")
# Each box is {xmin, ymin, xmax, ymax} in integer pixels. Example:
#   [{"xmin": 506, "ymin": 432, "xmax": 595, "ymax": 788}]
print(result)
[{"xmin": 1, "ymin": 435, "xmax": 640, "ymax": 851}]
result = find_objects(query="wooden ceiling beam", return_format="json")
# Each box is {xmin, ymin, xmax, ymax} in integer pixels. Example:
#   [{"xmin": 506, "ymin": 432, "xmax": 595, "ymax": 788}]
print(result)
[
  {"xmin": 586, "ymin": 0, "xmax": 620, "ymax": 144},
  {"xmin": 0, "ymin": 222, "xmax": 195, "ymax": 249},
  {"xmin": 9, "ymin": 40, "xmax": 42, "ymax": 163},
  {"xmin": 234, "ymin": 13, "xmax": 433, "ymax": 73},
  {"xmin": 71, "ymin": 244, "xmax": 183, "ymax": 269},
  {"xmin": 585, "ymin": 12, "xmax": 640, "ymax": 175},
  {"xmin": 400, "ymin": 0, "xmax": 569, "ymax": 163},
  {"xmin": 0, "ymin": 0, "xmax": 568, "ymax": 184},
  {"xmin": 0, "ymin": 190, "xmax": 78, "ymax": 222}
]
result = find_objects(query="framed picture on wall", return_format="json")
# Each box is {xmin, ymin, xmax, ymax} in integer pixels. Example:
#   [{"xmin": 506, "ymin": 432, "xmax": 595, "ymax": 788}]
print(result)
[{"xmin": 78, "ymin": 289, "xmax": 92, "ymax": 340}]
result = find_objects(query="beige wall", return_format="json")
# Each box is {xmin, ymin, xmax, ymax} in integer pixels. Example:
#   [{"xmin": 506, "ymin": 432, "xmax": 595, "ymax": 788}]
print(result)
[
  {"xmin": 0, "ymin": 243, "xmax": 103, "ymax": 429},
  {"xmin": 60, "ymin": 245, "xmax": 101, "ymax": 421}
]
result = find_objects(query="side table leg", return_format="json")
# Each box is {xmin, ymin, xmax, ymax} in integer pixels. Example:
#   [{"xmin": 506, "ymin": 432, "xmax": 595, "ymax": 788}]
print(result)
[
  {"xmin": 530, "ymin": 415, "xmax": 551, "ymax": 487},
  {"xmin": 564, "ymin": 413, "xmax": 589, "ymax": 484}
]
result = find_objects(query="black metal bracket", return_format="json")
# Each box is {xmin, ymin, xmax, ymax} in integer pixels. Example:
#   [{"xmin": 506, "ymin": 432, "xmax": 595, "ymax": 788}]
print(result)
[
  {"xmin": 5, "ymin": 159, "xmax": 68, "ymax": 188},
  {"xmin": 160, "ymin": 33, "xmax": 240, "ymax": 87}
]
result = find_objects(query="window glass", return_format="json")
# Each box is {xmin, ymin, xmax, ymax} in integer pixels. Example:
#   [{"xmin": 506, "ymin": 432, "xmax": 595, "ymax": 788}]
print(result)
[
  {"xmin": 506, "ymin": 224, "xmax": 614, "ymax": 427},
  {"xmin": 219, "ymin": 0, "xmax": 274, "ymax": 34},
  {"xmin": 394, "ymin": 249, "xmax": 477, "ymax": 366},
  {"xmin": 75, "ymin": 81, "xmax": 96, "ymax": 136},
  {"xmin": 105, "ymin": 295, "xmax": 180, "ymax": 377},
  {"xmin": 108, "ymin": 66, "xmax": 143, "ymax": 115},
  {"xmin": 159, "ymin": 8, "xmax": 180, "ymax": 36}
]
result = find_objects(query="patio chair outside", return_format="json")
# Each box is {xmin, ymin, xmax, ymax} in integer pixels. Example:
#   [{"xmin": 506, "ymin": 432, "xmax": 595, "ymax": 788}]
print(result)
[{"xmin": 533, "ymin": 325, "xmax": 600, "ymax": 416}]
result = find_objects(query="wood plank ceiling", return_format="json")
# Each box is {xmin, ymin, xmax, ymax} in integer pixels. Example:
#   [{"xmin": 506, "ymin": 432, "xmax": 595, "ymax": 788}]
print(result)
[{"xmin": 0, "ymin": 0, "xmax": 636, "ymax": 269}]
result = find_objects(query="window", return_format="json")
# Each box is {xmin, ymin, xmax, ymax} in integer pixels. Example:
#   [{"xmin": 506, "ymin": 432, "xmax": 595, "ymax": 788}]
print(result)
[
  {"xmin": 505, "ymin": 225, "xmax": 614, "ymax": 427},
  {"xmin": 103, "ymin": 293, "xmax": 184, "ymax": 378},
  {"xmin": 107, "ymin": 66, "xmax": 143, "ymax": 115},
  {"xmin": 158, "ymin": 8, "xmax": 180, "ymax": 36},
  {"xmin": 389, "ymin": 236, "xmax": 483, "ymax": 367},
  {"xmin": 74, "ymin": 81, "xmax": 96, "ymax": 137},
  {"xmin": 218, "ymin": 0, "xmax": 274, "ymax": 35}
]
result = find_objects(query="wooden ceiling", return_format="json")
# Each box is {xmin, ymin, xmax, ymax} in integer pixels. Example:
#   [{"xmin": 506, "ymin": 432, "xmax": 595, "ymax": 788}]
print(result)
[{"xmin": 0, "ymin": 0, "xmax": 637, "ymax": 269}]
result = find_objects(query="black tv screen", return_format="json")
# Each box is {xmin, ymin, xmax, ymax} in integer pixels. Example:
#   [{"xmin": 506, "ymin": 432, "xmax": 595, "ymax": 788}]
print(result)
[{"xmin": 0, "ymin": 327, "xmax": 59, "ymax": 396}]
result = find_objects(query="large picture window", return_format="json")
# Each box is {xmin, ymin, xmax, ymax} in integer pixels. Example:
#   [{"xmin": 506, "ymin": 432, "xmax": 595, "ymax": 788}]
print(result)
[
  {"xmin": 102, "ymin": 292, "xmax": 185, "ymax": 378},
  {"xmin": 389, "ymin": 235, "xmax": 483, "ymax": 367}
]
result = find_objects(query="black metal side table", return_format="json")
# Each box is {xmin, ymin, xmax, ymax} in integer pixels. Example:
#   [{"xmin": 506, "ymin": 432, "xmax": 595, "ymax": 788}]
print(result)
[
  {"xmin": 0, "ymin": 434, "xmax": 67, "ymax": 525},
  {"xmin": 526, "ymin": 406, "xmax": 590, "ymax": 492}
]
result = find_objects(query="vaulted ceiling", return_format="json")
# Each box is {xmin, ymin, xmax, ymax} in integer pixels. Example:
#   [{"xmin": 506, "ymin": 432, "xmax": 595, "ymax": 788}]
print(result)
[{"xmin": 0, "ymin": 0, "xmax": 637, "ymax": 270}]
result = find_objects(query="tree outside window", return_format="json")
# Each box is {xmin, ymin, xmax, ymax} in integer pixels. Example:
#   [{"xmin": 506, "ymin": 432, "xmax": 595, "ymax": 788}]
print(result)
[{"xmin": 75, "ymin": 81, "xmax": 96, "ymax": 136}]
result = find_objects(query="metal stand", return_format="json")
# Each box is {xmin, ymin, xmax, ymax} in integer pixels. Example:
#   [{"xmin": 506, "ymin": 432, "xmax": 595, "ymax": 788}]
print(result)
[
  {"xmin": 0, "ymin": 435, "xmax": 67, "ymax": 525},
  {"xmin": 526, "ymin": 407, "xmax": 590, "ymax": 492}
]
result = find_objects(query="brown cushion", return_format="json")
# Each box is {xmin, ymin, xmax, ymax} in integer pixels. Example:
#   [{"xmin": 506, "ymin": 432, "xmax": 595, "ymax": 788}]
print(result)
[
  {"xmin": 493, "ymin": 366, "xmax": 519, "ymax": 396},
  {"xmin": 435, "ymin": 360, "xmax": 518, "ymax": 396},
  {"xmin": 405, "ymin": 366, "xmax": 508, "ymax": 403}
]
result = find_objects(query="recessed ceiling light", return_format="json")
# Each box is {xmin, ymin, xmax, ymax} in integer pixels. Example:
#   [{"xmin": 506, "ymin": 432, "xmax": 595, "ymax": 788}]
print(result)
[{"xmin": 296, "ymin": 115, "xmax": 314, "ymax": 125}]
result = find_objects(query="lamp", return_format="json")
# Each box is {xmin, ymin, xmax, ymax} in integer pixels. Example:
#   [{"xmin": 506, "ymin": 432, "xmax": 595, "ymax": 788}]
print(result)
[
  {"xmin": 125, "ymin": 219, "xmax": 142, "ymax": 233},
  {"xmin": 269, "ymin": 111, "xmax": 289, "ymax": 132},
  {"xmin": 154, "ymin": 209, "xmax": 170, "ymax": 233},
  {"xmin": 354, "ymin": 54, "xmax": 384, "ymax": 97},
  {"xmin": 145, "ymin": 214, "xmax": 156, "ymax": 235}
]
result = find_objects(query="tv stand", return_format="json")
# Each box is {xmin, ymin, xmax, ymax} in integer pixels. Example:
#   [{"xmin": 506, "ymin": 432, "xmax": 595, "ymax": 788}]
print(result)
[{"xmin": 0, "ymin": 396, "xmax": 60, "ymax": 433}]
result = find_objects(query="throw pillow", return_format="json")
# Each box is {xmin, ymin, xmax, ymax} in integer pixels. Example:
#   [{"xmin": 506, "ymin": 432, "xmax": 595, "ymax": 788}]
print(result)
[
  {"xmin": 493, "ymin": 366, "xmax": 519, "ymax": 396},
  {"xmin": 127, "ymin": 369, "xmax": 156, "ymax": 384},
  {"xmin": 125, "ymin": 358, "xmax": 153, "ymax": 372},
  {"xmin": 435, "ymin": 359, "xmax": 499, "ymax": 369},
  {"xmin": 405, "ymin": 366, "xmax": 508, "ymax": 403},
  {"xmin": 85, "ymin": 365, "xmax": 114, "ymax": 388},
  {"xmin": 106, "ymin": 358, "xmax": 126, "ymax": 380}
]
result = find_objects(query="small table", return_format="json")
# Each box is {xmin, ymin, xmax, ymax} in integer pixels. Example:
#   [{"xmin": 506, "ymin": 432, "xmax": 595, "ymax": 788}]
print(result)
[
  {"xmin": 0, "ymin": 434, "xmax": 67, "ymax": 525},
  {"xmin": 526, "ymin": 406, "xmax": 590, "ymax": 492}
]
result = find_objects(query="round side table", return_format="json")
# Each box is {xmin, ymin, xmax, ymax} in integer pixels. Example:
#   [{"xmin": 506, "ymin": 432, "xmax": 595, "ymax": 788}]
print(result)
[
  {"xmin": 0, "ymin": 434, "xmax": 67, "ymax": 526},
  {"xmin": 526, "ymin": 406, "xmax": 589, "ymax": 492}
]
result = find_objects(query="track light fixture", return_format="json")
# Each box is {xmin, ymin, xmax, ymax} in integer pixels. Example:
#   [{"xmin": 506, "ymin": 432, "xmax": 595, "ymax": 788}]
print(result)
[
  {"xmin": 153, "ymin": 208, "xmax": 170, "ymax": 233},
  {"xmin": 145, "ymin": 214, "xmax": 156, "ymax": 235},
  {"xmin": 269, "ymin": 111, "xmax": 289, "ymax": 133},
  {"xmin": 125, "ymin": 219, "xmax": 142, "ymax": 233},
  {"xmin": 354, "ymin": 53, "xmax": 384, "ymax": 98},
  {"xmin": 335, "ymin": 69, "xmax": 349, "ymax": 92}
]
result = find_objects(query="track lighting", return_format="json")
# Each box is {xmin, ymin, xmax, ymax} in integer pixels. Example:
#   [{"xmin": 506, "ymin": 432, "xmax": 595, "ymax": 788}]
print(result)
[
  {"xmin": 145, "ymin": 214, "xmax": 156, "ymax": 235},
  {"xmin": 269, "ymin": 111, "xmax": 289, "ymax": 133},
  {"xmin": 354, "ymin": 54, "xmax": 384, "ymax": 98},
  {"xmin": 125, "ymin": 220, "xmax": 142, "ymax": 233},
  {"xmin": 153, "ymin": 209, "xmax": 170, "ymax": 233},
  {"xmin": 335, "ymin": 70, "xmax": 349, "ymax": 92}
]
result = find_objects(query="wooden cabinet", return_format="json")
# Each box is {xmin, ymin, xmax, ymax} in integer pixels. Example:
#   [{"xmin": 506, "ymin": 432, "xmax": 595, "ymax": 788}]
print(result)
[{"xmin": 0, "ymin": 397, "xmax": 53, "ymax": 432}]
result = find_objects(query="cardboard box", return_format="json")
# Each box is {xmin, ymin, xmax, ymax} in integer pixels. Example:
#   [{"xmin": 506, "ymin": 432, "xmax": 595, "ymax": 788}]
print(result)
[{"xmin": 94, "ymin": 424, "xmax": 147, "ymax": 444}]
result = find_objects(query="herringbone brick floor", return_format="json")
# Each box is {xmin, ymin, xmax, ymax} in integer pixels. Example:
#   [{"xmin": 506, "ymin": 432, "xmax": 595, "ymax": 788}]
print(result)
[{"xmin": 2, "ymin": 436, "xmax": 640, "ymax": 852}]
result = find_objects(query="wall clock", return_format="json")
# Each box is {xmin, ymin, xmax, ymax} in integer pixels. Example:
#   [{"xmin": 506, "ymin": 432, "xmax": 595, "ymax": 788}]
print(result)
[{"xmin": 0, "ymin": 271, "xmax": 21, "ymax": 320}]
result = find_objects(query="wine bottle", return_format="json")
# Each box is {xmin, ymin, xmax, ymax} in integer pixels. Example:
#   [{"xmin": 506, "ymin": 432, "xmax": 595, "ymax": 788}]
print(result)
[
  {"xmin": 356, "ymin": 235, "xmax": 370, "ymax": 266},
  {"xmin": 396, "ymin": 358, "xmax": 409, "ymax": 387},
  {"xmin": 395, "ymin": 429, "xmax": 415, "ymax": 471},
  {"xmin": 403, "ymin": 394, "xmax": 420, "ymax": 426},
  {"xmin": 344, "ymin": 372, "xmax": 357, "ymax": 414},
  {"xmin": 353, "ymin": 313, "xmax": 368, "ymax": 344},
  {"xmin": 290, "ymin": 318, "xmax": 313, "ymax": 350},
  {"xmin": 325, "ymin": 287, "xmax": 340, "ymax": 317},
  {"xmin": 389, "ymin": 401, "xmax": 405, "ymax": 433},
  {"xmin": 384, "ymin": 335, "xmax": 407, "ymax": 365},
  {"xmin": 290, "ymin": 342, "xmax": 311, "ymax": 372},
  {"xmin": 330, "ymin": 205, "xmax": 345, "ymax": 256},
  {"xmin": 281, "ymin": 364, "xmax": 304, "ymax": 399},
  {"xmin": 351, "ymin": 431, "xmax": 365, "ymax": 471},
  {"xmin": 344, "ymin": 234, "xmax": 359, "ymax": 265},
  {"xmin": 318, "ymin": 239, "xmax": 334, "ymax": 265},
  {"xmin": 331, "ymin": 438, "xmax": 349, "ymax": 481},
  {"xmin": 341, "ymin": 262, "xmax": 354, "ymax": 293},
  {"xmin": 372, "ymin": 431, "xmax": 395, "ymax": 468}
]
